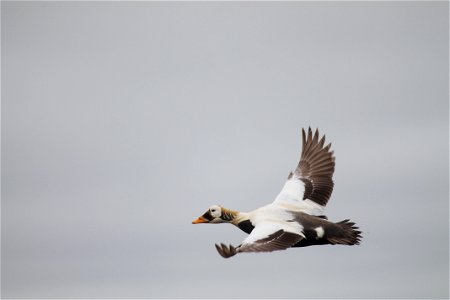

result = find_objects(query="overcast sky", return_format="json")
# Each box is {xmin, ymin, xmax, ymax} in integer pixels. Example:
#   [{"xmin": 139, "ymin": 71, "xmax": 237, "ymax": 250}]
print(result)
[{"xmin": 2, "ymin": 1, "xmax": 449, "ymax": 298}]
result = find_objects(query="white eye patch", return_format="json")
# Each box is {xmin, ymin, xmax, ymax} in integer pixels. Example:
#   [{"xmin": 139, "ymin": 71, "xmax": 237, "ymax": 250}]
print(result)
[{"xmin": 209, "ymin": 205, "xmax": 222, "ymax": 218}]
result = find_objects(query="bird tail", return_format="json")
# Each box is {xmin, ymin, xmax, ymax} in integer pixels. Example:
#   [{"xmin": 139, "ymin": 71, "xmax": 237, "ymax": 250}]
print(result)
[{"xmin": 327, "ymin": 219, "xmax": 362, "ymax": 245}]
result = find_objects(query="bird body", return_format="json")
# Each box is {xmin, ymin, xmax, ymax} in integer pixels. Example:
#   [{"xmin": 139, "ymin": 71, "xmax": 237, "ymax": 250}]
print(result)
[{"xmin": 192, "ymin": 128, "xmax": 361, "ymax": 258}]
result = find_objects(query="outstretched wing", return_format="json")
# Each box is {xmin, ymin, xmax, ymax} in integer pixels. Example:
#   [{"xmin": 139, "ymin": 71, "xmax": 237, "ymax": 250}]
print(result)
[
  {"xmin": 273, "ymin": 128, "xmax": 335, "ymax": 214},
  {"xmin": 215, "ymin": 223, "xmax": 303, "ymax": 258}
]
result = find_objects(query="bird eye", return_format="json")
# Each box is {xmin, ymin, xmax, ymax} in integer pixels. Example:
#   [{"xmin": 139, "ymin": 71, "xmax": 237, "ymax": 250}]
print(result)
[{"xmin": 211, "ymin": 209, "xmax": 216, "ymax": 212}]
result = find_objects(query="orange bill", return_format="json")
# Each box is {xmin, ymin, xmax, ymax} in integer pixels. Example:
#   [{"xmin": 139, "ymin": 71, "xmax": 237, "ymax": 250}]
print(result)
[{"xmin": 192, "ymin": 216, "xmax": 209, "ymax": 224}]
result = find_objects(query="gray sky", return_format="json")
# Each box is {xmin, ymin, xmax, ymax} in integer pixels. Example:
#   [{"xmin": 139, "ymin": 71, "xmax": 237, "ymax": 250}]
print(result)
[{"xmin": 2, "ymin": 1, "xmax": 449, "ymax": 298}]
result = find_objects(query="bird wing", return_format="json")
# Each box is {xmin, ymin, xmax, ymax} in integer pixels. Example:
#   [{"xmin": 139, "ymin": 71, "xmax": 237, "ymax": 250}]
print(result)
[
  {"xmin": 215, "ymin": 222, "xmax": 303, "ymax": 258},
  {"xmin": 273, "ymin": 128, "xmax": 335, "ymax": 215}
]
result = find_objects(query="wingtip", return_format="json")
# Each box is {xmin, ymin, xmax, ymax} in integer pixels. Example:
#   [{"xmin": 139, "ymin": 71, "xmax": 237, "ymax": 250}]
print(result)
[
  {"xmin": 301, "ymin": 128, "xmax": 307, "ymax": 146},
  {"xmin": 312, "ymin": 128, "xmax": 320, "ymax": 143},
  {"xmin": 215, "ymin": 243, "xmax": 237, "ymax": 258},
  {"xmin": 318, "ymin": 134, "xmax": 326, "ymax": 148}
]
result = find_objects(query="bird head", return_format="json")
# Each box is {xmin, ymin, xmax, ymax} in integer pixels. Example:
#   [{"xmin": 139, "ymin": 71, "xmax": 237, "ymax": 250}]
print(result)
[{"xmin": 192, "ymin": 205, "xmax": 236, "ymax": 224}]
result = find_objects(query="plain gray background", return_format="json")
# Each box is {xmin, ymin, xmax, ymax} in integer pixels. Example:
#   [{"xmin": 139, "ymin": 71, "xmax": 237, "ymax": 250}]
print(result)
[{"xmin": 2, "ymin": 1, "xmax": 449, "ymax": 298}]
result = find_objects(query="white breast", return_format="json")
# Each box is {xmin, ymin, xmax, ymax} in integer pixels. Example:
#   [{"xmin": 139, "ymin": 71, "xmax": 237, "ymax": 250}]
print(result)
[{"xmin": 249, "ymin": 204, "xmax": 304, "ymax": 237}]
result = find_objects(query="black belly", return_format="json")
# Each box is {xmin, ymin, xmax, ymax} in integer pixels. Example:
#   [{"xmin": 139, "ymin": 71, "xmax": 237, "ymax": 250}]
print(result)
[
  {"xmin": 237, "ymin": 220, "xmax": 255, "ymax": 234},
  {"xmin": 292, "ymin": 238, "xmax": 330, "ymax": 247}
]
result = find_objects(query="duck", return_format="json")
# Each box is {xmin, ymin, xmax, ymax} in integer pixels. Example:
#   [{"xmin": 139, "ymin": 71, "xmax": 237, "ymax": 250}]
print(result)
[{"xmin": 192, "ymin": 128, "xmax": 362, "ymax": 258}]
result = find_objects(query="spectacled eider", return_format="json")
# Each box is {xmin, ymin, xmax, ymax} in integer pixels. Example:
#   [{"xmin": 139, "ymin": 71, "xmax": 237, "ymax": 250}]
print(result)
[{"xmin": 192, "ymin": 128, "xmax": 362, "ymax": 258}]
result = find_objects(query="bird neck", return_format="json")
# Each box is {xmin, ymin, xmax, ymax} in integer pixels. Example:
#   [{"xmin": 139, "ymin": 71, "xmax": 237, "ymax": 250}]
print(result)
[
  {"xmin": 230, "ymin": 211, "xmax": 250, "ymax": 225},
  {"xmin": 220, "ymin": 207, "xmax": 239, "ymax": 222}
]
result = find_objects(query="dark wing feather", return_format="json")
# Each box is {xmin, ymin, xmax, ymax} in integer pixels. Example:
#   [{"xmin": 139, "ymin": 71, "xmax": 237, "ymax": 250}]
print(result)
[
  {"xmin": 215, "ymin": 229, "xmax": 303, "ymax": 258},
  {"xmin": 295, "ymin": 127, "xmax": 335, "ymax": 206},
  {"xmin": 240, "ymin": 229, "xmax": 303, "ymax": 253}
]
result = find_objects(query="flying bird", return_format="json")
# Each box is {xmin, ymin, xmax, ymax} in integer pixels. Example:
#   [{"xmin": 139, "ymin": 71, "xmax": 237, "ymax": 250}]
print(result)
[{"xmin": 192, "ymin": 128, "xmax": 361, "ymax": 258}]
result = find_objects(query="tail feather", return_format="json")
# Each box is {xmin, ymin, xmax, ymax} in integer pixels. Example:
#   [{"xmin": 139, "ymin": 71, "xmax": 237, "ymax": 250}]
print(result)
[
  {"xmin": 327, "ymin": 219, "xmax": 362, "ymax": 245},
  {"xmin": 291, "ymin": 213, "xmax": 362, "ymax": 248}
]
